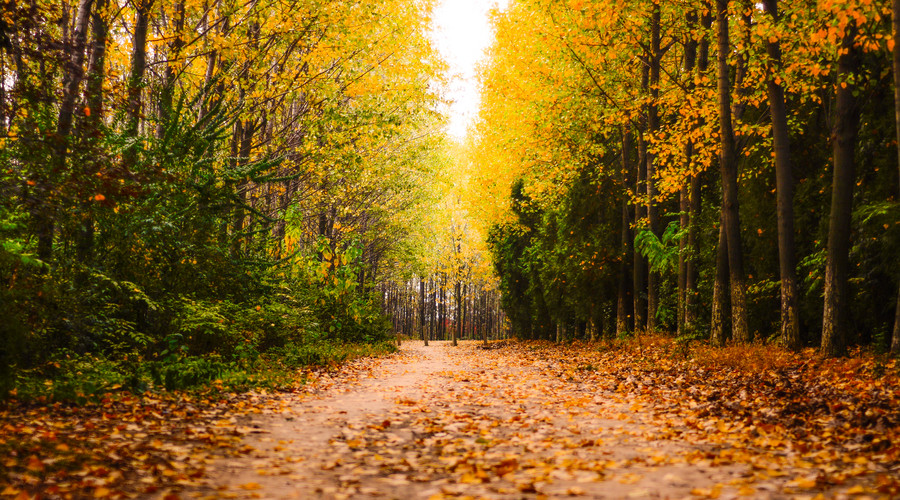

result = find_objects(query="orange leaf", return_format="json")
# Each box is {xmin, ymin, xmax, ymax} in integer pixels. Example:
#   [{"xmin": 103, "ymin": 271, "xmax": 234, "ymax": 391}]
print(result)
[{"xmin": 25, "ymin": 456, "xmax": 44, "ymax": 473}]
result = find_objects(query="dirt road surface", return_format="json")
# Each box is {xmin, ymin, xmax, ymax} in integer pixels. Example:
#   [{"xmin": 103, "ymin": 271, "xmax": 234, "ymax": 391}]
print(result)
[{"xmin": 198, "ymin": 341, "xmax": 799, "ymax": 499}]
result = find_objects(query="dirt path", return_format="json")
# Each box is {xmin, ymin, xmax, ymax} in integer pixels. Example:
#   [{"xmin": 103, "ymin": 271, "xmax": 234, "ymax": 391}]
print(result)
[{"xmin": 198, "ymin": 341, "xmax": 774, "ymax": 499}]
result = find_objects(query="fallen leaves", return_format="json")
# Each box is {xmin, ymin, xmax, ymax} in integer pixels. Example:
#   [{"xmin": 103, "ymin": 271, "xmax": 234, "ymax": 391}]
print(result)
[
  {"xmin": 4, "ymin": 339, "xmax": 899, "ymax": 498},
  {"xmin": 0, "ymin": 355, "xmax": 389, "ymax": 499}
]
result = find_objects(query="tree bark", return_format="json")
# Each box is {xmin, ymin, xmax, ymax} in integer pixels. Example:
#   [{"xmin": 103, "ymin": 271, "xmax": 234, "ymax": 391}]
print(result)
[
  {"xmin": 646, "ymin": 2, "xmax": 662, "ymax": 332},
  {"xmin": 74, "ymin": 0, "xmax": 108, "ymax": 265},
  {"xmin": 453, "ymin": 279, "xmax": 461, "ymax": 346},
  {"xmin": 420, "ymin": 277, "xmax": 428, "ymax": 346},
  {"xmin": 634, "ymin": 103, "xmax": 648, "ymax": 330},
  {"xmin": 57, "ymin": 0, "xmax": 94, "ymax": 143},
  {"xmin": 123, "ymin": 0, "xmax": 152, "ymax": 169},
  {"xmin": 893, "ymin": 0, "xmax": 900, "ymax": 356},
  {"xmin": 715, "ymin": 0, "xmax": 750, "ymax": 342},
  {"xmin": 157, "ymin": 0, "xmax": 186, "ymax": 139},
  {"xmin": 617, "ymin": 130, "xmax": 635, "ymax": 336},
  {"xmin": 686, "ymin": 5, "xmax": 712, "ymax": 331},
  {"xmin": 678, "ymin": 9, "xmax": 698, "ymax": 337},
  {"xmin": 762, "ymin": 0, "xmax": 801, "ymax": 350},
  {"xmin": 710, "ymin": 214, "xmax": 729, "ymax": 346},
  {"xmin": 440, "ymin": 275, "xmax": 446, "ymax": 341},
  {"xmin": 35, "ymin": 0, "xmax": 94, "ymax": 262},
  {"xmin": 821, "ymin": 24, "xmax": 861, "ymax": 358}
]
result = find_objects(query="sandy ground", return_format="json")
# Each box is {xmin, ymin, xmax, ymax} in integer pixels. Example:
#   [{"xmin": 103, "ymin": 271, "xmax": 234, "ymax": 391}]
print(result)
[{"xmin": 197, "ymin": 341, "xmax": 772, "ymax": 499}]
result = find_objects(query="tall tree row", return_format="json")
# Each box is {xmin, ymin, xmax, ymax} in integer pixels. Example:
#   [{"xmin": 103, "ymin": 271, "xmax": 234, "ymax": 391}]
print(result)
[
  {"xmin": 0, "ymin": 0, "xmax": 445, "ymax": 384},
  {"xmin": 471, "ymin": 0, "xmax": 899, "ymax": 354}
]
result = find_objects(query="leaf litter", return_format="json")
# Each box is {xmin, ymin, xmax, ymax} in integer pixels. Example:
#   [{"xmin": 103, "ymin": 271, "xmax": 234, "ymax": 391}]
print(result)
[{"xmin": 3, "ymin": 338, "xmax": 899, "ymax": 499}]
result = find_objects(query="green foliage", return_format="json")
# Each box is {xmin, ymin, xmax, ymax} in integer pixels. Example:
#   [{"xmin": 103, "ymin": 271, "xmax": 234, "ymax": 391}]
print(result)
[
  {"xmin": 634, "ymin": 221, "xmax": 685, "ymax": 275},
  {"xmin": 489, "ymin": 164, "xmax": 621, "ymax": 340},
  {"xmin": 0, "ymin": 88, "xmax": 399, "ymax": 400}
]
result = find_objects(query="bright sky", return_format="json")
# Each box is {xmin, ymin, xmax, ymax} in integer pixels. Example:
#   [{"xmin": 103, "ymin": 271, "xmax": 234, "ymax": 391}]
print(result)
[{"xmin": 430, "ymin": 0, "xmax": 509, "ymax": 140}]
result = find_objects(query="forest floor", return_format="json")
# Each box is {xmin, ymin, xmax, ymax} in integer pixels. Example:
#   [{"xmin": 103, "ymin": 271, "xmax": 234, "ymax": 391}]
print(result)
[{"xmin": 2, "ymin": 338, "xmax": 899, "ymax": 499}]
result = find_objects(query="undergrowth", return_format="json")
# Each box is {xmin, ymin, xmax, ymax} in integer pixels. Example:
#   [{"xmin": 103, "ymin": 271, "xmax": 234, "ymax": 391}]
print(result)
[{"xmin": 8, "ymin": 340, "xmax": 397, "ymax": 404}]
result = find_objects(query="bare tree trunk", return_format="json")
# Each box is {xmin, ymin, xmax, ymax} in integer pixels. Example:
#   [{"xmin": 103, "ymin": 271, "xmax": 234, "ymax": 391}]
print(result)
[
  {"xmin": 420, "ymin": 277, "xmax": 428, "ymax": 346},
  {"xmin": 35, "ymin": 0, "xmax": 94, "ymax": 261},
  {"xmin": 453, "ymin": 279, "xmax": 460, "ymax": 346},
  {"xmin": 634, "ymin": 115, "xmax": 648, "ymax": 330},
  {"xmin": 157, "ymin": 0, "xmax": 186, "ymax": 138},
  {"xmin": 891, "ymin": 0, "xmax": 900, "ymax": 356},
  {"xmin": 123, "ymin": 0, "xmax": 152, "ymax": 168},
  {"xmin": 678, "ymin": 9, "xmax": 699, "ymax": 337},
  {"xmin": 57, "ymin": 0, "xmax": 93, "ymax": 143},
  {"xmin": 822, "ymin": 24, "xmax": 861, "ymax": 358},
  {"xmin": 715, "ymin": 0, "xmax": 750, "ymax": 342},
  {"xmin": 646, "ymin": 3, "xmax": 662, "ymax": 332},
  {"xmin": 73, "ymin": 0, "xmax": 107, "ymax": 265},
  {"xmin": 686, "ymin": 6, "xmax": 712, "ymax": 331},
  {"xmin": 762, "ymin": 0, "xmax": 801, "ymax": 350},
  {"xmin": 710, "ymin": 214, "xmax": 729, "ymax": 345},
  {"xmin": 440, "ymin": 276, "xmax": 446, "ymax": 341},
  {"xmin": 617, "ymin": 130, "xmax": 635, "ymax": 336}
]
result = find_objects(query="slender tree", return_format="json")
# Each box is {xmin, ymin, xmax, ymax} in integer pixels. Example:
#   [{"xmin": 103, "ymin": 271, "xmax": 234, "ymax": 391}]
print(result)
[
  {"xmin": 892, "ymin": 0, "xmax": 900, "ymax": 356},
  {"xmin": 715, "ymin": 0, "xmax": 750, "ymax": 343},
  {"xmin": 646, "ymin": 2, "xmax": 663, "ymax": 331},
  {"xmin": 822, "ymin": 23, "xmax": 862, "ymax": 358},
  {"xmin": 617, "ymin": 130, "xmax": 634, "ymax": 335}
]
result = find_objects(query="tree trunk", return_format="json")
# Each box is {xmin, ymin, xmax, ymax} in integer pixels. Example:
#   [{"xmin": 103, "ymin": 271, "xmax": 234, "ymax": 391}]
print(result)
[
  {"xmin": 57, "ymin": 0, "xmax": 94, "ymax": 145},
  {"xmin": 678, "ymin": 9, "xmax": 699, "ymax": 337},
  {"xmin": 715, "ymin": 0, "xmax": 750, "ymax": 343},
  {"xmin": 73, "ymin": 0, "xmax": 107, "ymax": 265},
  {"xmin": 686, "ymin": 5, "xmax": 712, "ymax": 331},
  {"xmin": 617, "ymin": 131, "xmax": 635, "ymax": 336},
  {"xmin": 634, "ymin": 116, "xmax": 648, "ymax": 330},
  {"xmin": 34, "ymin": 0, "xmax": 94, "ymax": 262},
  {"xmin": 420, "ymin": 277, "xmax": 428, "ymax": 346},
  {"xmin": 453, "ymin": 280, "xmax": 460, "ymax": 346},
  {"xmin": 429, "ymin": 277, "xmax": 435, "ymax": 342},
  {"xmin": 893, "ymin": 0, "xmax": 900, "ymax": 356},
  {"xmin": 762, "ymin": 0, "xmax": 801, "ymax": 350},
  {"xmin": 646, "ymin": 3, "xmax": 662, "ymax": 332},
  {"xmin": 157, "ymin": 0, "xmax": 186, "ymax": 138},
  {"xmin": 123, "ymin": 0, "xmax": 152, "ymax": 168},
  {"xmin": 440, "ymin": 276, "xmax": 446, "ymax": 341},
  {"xmin": 710, "ymin": 215, "xmax": 729, "ymax": 346},
  {"xmin": 821, "ymin": 24, "xmax": 861, "ymax": 358}
]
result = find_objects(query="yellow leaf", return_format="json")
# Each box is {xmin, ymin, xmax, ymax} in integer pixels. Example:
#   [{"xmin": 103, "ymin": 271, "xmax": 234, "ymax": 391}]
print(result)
[
  {"xmin": 239, "ymin": 483, "xmax": 262, "ymax": 490},
  {"xmin": 788, "ymin": 477, "xmax": 818, "ymax": 489}
]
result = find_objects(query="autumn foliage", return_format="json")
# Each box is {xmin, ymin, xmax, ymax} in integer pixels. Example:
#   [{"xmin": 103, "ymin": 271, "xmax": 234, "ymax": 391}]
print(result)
[
  {"xmin": 0, "ymin": 0, "xmax": 444, "ymax": 395},
  {"xmin": 469, "ymin": 0, "xmax": 900, "ymax": 353}
]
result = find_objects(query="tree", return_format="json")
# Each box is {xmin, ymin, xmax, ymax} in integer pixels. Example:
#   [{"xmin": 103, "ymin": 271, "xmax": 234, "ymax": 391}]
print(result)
[
  {"xmin": 762, "ymin": 0, "xmax": 801, "ymax": 350},
  {"xmin": 714, "ymin": 0, "xmax": 750, "ymax": 343},
  {"xmin": 821, "ymin": 23, "xmax": 862, "ymax": 358},
  {"xmin": 892, "ymin": 0, "xmax": 900, "ymax": 356}
]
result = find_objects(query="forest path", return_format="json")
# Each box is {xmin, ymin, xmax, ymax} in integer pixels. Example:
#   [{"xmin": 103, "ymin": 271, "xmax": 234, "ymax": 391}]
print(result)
[{"xmin": 201, "ymin": 341, "xmax": 758, "ymax": 499}]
